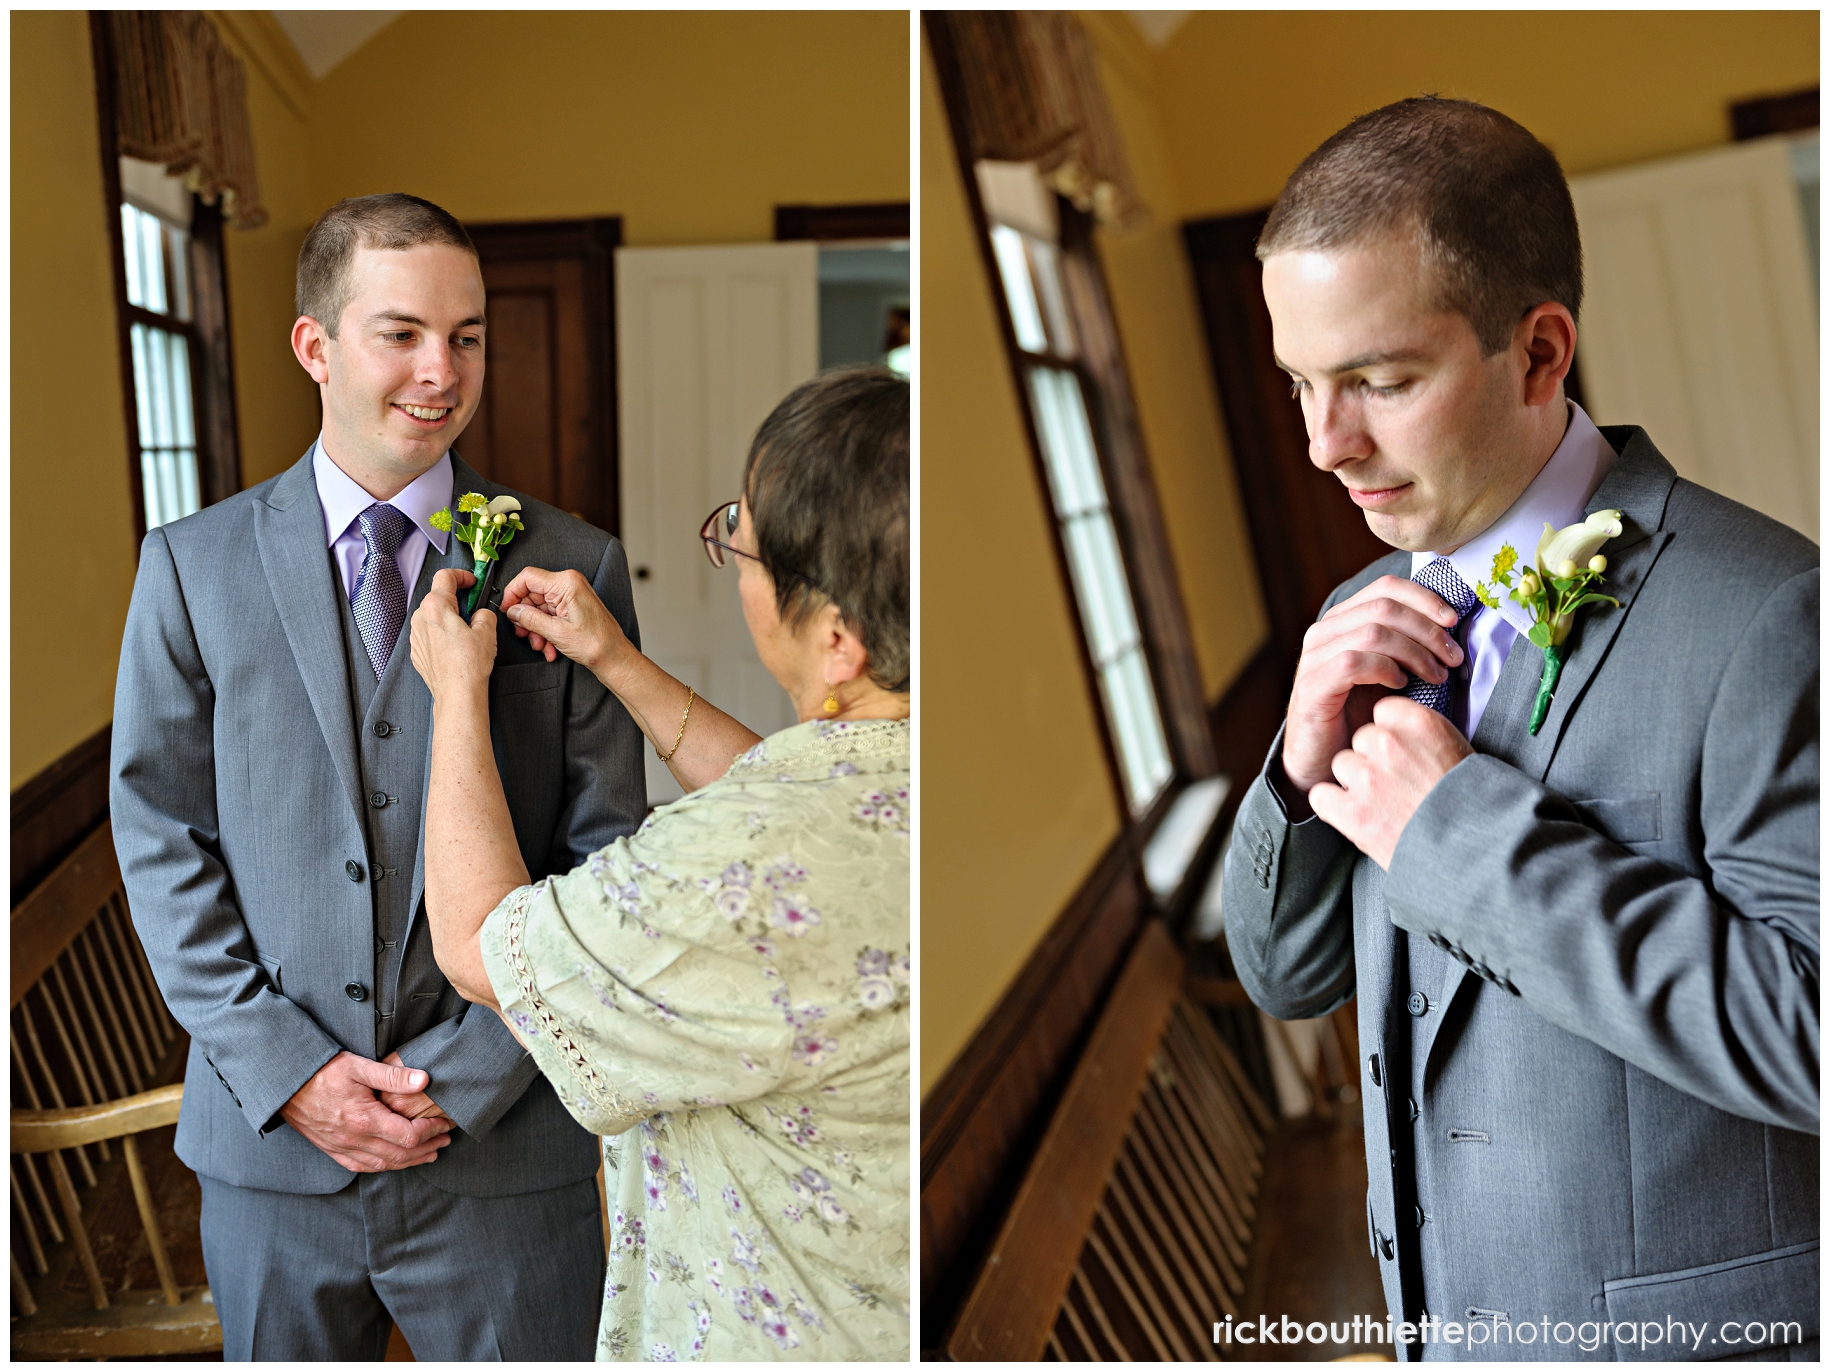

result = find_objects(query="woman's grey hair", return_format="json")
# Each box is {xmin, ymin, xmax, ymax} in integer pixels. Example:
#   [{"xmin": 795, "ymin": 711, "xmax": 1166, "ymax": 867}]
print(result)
[{"xmin": 742, "ymin": 366, "xmax": 910, "ymax": 693}]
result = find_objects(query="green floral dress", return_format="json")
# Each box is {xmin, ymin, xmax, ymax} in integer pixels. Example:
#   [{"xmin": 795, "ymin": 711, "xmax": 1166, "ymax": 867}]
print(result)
[{"xmin": 478, "ymin": 718, "xmax": 910, "ymax": 1361}]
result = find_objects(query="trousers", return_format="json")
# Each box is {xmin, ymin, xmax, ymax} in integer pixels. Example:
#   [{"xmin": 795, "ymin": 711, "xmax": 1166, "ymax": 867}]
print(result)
[{"xmin": 198, "ymin": 1164, "xmax": 605, "ymax": 1360}]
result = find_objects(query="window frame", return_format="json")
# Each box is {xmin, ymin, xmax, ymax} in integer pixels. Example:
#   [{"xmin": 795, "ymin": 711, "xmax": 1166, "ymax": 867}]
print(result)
[
  {"xmin": 91, "ymin": 14, "xmax": 243, "ymax": 545},
  {"xmin": 928, "ymin": 22, "xmax": 1218, "ymax": 832}
]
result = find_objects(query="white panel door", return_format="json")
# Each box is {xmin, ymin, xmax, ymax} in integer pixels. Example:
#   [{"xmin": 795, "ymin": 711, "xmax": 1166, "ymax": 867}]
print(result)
[
  {"xmin": 1571, "ymin": 137, "xmax": 1818, "ymax": 541},
  {"xmin": 617, "ymin": 242, "xmax": 819, "ymax": 804}
]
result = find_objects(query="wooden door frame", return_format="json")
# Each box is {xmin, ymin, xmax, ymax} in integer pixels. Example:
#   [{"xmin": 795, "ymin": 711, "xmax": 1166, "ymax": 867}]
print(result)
[
  {"xmin": 773, "ymin": 202, "xmax": 909, "ymax": 242},
  {"xmin": 464, "ymin": 217, "xmax": 623, "ymax": 536}
]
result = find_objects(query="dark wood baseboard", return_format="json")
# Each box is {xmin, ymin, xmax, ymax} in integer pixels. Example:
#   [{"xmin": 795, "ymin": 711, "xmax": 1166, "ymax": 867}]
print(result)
[
  {"xmin": 12, "ymin": 724, "xmax": 113, "ymax": 906},
  {"xmin": 920, "ymin": 827, "xmax": 1147, "ymax": 1351},
  {"xmin": 920, "ymin": 641, "xmax": 1290, "ymax": 1350}
]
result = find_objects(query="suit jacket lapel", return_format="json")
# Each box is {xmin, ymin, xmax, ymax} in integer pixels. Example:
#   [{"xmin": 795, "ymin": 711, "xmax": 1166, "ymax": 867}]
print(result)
[
  {"xmin": 256, "ymin": 450, "xmax": 365, "ymax": 828},
  {"xmin": 1417, "ymin": 430, "xmax": 1679, "ymax": 1071}
]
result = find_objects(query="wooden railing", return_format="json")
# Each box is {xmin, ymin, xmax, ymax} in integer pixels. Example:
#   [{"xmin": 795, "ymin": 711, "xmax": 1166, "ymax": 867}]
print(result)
[{"xmin": 10, "ymin": 819, "xmax": 220, "ymax": 1357}]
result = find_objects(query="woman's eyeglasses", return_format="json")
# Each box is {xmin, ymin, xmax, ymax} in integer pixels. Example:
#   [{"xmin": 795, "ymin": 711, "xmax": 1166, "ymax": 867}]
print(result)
[
  {"xmin": 699, "ymin": 502, "xmax": 814, "ymax": 590},
  {"xmin": 700, "ymin": 502, "xmax": 762, "ymax": 570}
]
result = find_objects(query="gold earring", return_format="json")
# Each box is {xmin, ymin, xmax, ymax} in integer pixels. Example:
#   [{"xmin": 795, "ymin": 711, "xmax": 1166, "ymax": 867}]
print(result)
[{"xmin": 822, "ymin": 679, "xmax": 840, "ymax": 716}]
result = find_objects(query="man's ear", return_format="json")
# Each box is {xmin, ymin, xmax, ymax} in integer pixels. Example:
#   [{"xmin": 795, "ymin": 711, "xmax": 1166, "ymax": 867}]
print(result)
[
  {"xmin": 291, "ymin": 314, "xmax": 333, "ymax": 385},
  {"xmin": 1518, "ymin": 302, "xmax": 1576, "ymax": 407}
]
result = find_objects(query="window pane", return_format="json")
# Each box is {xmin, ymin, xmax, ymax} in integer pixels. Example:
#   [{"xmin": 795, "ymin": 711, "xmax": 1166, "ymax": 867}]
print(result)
[
  {"xmin": 166, "ymin": 333, "xmax": 195, "ymax": 446},
  {"xmin": 136, "ymin": 207, "xmax": 168, "ymax": 315},
  {"xmin": 1104, "ymin": 648, "xmax": 1173, "ymax": 811},
  {"xmin": 130, "ymin": 322, "xmax": 202, "ymax": 530},
  {"xmin": 990, "ymin": 224, "xmax": 1048, "ymax": 353},
  {"xmin": 1027, "ymin": 368, "xmax": 1105, "ymax": 516},
  {"xmin": 1061, "ymin": 512, "xmax": 1142, "ymax": 666},
  {"xmin": 166, "ymin": 223, "xmax": 192, "ymax": 322},
  {"xmin": 129, "ymin": 324, "xmax": 156, "ymax": 447},
  {"xmin": 121, "ymin": 204, "xmax": 145, "ymax": 308},
  {"xmin": 1027, "ymin": 237, "xmax": 1077, "ymax": 358}
]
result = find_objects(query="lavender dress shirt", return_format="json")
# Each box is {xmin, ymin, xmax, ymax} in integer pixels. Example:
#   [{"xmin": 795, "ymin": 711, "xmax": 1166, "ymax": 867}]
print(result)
[
  {"xmin": 311, "ymin": 438, "xmax": 453, "ymax": 604},
  {"xmin": 1414, "ymin": 402, "xmax": 1617, "ymax": 738}
]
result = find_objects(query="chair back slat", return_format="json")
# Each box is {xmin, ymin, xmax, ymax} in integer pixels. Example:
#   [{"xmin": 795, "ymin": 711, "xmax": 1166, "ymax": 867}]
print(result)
[
  {"xmin": 10, "ymin": 1162, "xmax": 50, "ymax": 1273},
  {"xmin": 62, "ymin": 937, "xmax": 132, "ymax": 1097},
  {"xmin": 11, "ymin": 823, "xmax": 121, "ymax": 1007},
  {"xmin": 88, "ymin": 916, "xmax": 157, "ymax": 1083}
]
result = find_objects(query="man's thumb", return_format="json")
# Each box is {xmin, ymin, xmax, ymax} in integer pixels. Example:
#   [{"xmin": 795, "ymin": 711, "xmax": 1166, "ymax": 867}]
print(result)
[{"xmin": 352, "ymin": 1057, "xmax": 427, "ymax": 1094}]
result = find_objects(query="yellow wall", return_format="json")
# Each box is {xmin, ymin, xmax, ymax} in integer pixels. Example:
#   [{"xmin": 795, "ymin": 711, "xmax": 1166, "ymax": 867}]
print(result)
[
  {"xmin": 10, "ymin": 12, "xmax": 138, "ymax": 786},
  {"xmin": 919, "ymin": 35, "xmax": 1122, "ymax": 1093},
  {"xmin": 1150, "ymin": 11, "xmax": 1820, "ymax": 221},
  {"xmin": 12, "ymin": 10, "xmax": 909, "ymax": 787},
  {"xmin": 1082, "ymin": 14, "xmax": 1268, "ymax": 701}
]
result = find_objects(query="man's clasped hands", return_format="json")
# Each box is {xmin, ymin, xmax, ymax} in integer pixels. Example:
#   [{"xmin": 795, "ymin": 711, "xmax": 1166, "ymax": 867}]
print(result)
[
  {"xmin": 279, "ymin": 1050, "xmax": 455, "ymax": 1174},
  {"xmin": 1283, "ymin": 575, "xmax": 1477, "ymax": 870}
]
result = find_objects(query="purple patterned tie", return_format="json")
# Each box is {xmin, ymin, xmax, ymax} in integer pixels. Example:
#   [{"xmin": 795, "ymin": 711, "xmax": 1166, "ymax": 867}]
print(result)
[
  {"xmin": 1402, "ymin": 557, "xmax": 1480, "ymax": 716},
  {"xmin": 352, "ymin": 503, "xmax": 410, "ymax": 680}
]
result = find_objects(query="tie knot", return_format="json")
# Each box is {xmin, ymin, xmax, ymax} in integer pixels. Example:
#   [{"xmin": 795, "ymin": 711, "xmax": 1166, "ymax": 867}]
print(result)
[
  {"xmin": 358, "ymin": 503, "xmax": 409, "ymax": 558},
  {"xmin": 1413, "ymin": 557, "xmax": 1480, "ymax": 622}
]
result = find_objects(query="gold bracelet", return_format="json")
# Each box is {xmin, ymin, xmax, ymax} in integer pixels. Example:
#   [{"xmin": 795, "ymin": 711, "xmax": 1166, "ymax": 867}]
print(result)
[{"xmin": 655, "ymin": 687, "xmax": 695, "ymax": 762}]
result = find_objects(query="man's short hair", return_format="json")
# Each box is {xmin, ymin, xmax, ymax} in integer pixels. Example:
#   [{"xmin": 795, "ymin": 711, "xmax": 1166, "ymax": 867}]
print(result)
[
  {"xmin": 296, "ymin": 193, "xmax": 477, "ymax": 337},
  {"xmin": 1258, "ymin": 97, "xmax": 1582, "ymax": 356},
  {"xmin": 743, "ymin": 366, "xmax": 910, "ymax": 694}
]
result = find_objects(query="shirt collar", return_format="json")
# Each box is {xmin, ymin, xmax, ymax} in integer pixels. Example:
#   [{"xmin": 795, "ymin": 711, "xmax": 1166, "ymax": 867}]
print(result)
[
  {"xmin": 1412, "ymin": 401, "xmax": 1617, "ymax": 635},
  {"xmin": 311, "ymin": 436, "xmax": 453, "ymax": 554}
]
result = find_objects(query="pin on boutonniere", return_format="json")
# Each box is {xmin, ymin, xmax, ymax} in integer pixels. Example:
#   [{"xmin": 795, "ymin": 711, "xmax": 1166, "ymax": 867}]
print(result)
[
  {"xmin": 1474, "ymin": 509, "xmax": 1624, "ymax": 735},
  {"xmin": 430, "ymin": 493, "xmax": 525, "ymax": 616}
]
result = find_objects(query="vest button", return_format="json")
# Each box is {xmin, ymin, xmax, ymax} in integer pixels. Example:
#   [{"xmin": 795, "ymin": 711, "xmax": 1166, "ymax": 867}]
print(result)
[
  {"xmin": 374, "ymin": 721, "xmax": 392, "ymax": 738},
  {"xmin": 369, "ymin": 791, "xmax": 389, "ymax": 809},
  {"xmin": 345, "ymin": 982, "xmax": 367, "ymax": 1002},
  {"xmin": 346, "ymin": 860, "xmax": 365, "ymax": 882},
  {"xmin": 1407, "ymin": 991, "xmax": 1429, "ymax": 1017}
]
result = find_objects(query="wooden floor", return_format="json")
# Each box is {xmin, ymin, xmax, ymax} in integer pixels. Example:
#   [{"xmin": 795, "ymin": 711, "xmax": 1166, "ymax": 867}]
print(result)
[{"xmin": 1237, "ymin": 1109, "xmax": 1389, "ymax": 1361}]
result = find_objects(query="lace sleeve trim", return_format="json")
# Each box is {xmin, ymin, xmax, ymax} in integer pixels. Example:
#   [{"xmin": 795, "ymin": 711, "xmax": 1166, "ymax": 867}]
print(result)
[{"xmin": 501, "ymin": 881, "xmax": 647, "ymax": 1127}]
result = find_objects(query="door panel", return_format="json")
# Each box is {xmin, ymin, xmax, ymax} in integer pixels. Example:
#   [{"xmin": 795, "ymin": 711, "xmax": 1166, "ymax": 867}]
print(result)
[
  {"xmin": 617, "ymin": 242, "xmax": 819, "ymax": 804},
  {"xmin": 1571, "ymin": 138, "xmax": 1818, "ymax": 541}
]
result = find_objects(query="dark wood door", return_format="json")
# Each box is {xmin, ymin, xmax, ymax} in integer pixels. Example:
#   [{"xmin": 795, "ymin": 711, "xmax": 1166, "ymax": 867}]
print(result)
[
  {"xmin": 460, "ymin": 219, "xmax": 621, "ymax": 534},
  {"xmin": 1182, "ymin": 209, "xmax": 1391, "ymax": 678}
]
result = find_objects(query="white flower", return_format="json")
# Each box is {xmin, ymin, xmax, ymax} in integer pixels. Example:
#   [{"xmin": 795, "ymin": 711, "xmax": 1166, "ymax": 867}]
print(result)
[
  {"xmin": 817, "ymin": 1194, "xmax": 848, "ymax": 1224},
  {"xmin": 714, "ymin": 887, "xmax": 748, "ymax": 921},
  {"xmin": 858, "ymin": 976, "xmax": 897, "ymax": 1009},
  {"xmin": 770, "ymin": 897, "xmax": 822, "ymax": 936},
  {"xmin": 1537, "ymin": 509, "xmax": 1621, "ymax": 584},
  {"xmin": 485, "ymin": 495, "xmax": 522, "ymax": 515},
  {"xmin": 892, "ymin": 953, "xmax": 911, "ymax": 983}
]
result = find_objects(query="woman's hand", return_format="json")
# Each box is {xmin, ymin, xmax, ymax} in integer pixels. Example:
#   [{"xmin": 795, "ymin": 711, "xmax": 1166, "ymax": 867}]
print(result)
[
  {"xmin": 410, "ymin": 569, "xmax": 498, "ymax": 703},
  {"xmin": 499, "ymin": 567, "xmax": 634, "ymax": 686}
]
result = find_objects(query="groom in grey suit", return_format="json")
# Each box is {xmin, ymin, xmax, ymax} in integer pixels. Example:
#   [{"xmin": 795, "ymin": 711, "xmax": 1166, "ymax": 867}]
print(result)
[
  {"xmin": 1224, "ymin": 100, "xmax": 1816, "ymax": 1360},
  {"xmin": 111, "ymin": 194, "xmax": 644, "ymax": 1358}
]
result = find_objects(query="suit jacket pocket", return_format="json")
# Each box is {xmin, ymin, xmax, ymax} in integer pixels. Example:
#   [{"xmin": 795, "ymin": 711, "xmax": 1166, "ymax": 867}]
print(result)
[
  {"xmin": 1570, "ymin": 793, "xmax": 1661, "ymax": 845},
  {"xmin": 489, "ymin": 661, "xmax": 565, "ymax": 698},
  {"xmin": 1602, "ymin": 1239, "xmax": 1817, "ymax": 1360}
]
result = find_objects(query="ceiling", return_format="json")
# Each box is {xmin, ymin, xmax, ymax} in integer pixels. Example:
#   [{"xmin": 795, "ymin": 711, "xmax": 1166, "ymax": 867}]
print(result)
[
  {"xmin": 270, "ymin": 11, "xmax": 401, "ymax": 80},
  {"xmin": 1126, "ymin": 12, "xmax": 1191, "ymax": 49}
]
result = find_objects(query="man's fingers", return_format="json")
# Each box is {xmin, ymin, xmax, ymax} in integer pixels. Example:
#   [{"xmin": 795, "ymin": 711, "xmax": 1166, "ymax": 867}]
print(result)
[
  {"xmin": 1328, "ymin": 574, "xmax": 1462, "ymax": 627},
  {"xmin": 499, "ymin": 565, "xmax": 564, "ymax": 612},
  {"xmin": 1307, "ymin": 780, "xmax": 1350, "ymax": 831},
  {"xmin": 1307, "ymin": 599, "xmax": 1464, "ymax": 670},
  {"xmin": 427, "ymin": 567, "xmax": 477, "ymax": 606}
]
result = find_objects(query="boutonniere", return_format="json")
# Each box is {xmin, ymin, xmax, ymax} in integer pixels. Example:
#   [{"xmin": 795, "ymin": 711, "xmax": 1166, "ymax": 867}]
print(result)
[
  {"xmin": 1475, "ymin": 509, "xmax": 1624, "ymax": 735},
  {"xmin": 430, "ymin": 493, "xmax": 525, "ymax": 615}
]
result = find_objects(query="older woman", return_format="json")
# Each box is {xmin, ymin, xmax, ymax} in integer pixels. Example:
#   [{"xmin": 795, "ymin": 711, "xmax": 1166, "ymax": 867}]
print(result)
[{"xmin": 409, "ymin": 367, "xmax": 909, "ymax": 1361}]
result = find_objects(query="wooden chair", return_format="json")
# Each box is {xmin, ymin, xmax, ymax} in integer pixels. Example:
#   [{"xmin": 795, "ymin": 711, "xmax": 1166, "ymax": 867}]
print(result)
[
  {"xmin": 11, "ymin": 820, "xmax": 220, "ymax": 1357},
  {"xmin": 944, "ymin": 920, "xmax": 1275, "ymax": 1360}
]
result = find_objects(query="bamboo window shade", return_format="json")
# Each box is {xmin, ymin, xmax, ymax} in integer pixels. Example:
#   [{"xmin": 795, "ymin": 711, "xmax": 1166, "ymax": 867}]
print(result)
[
  {"xmin": 102, "ymin": 12, "xmax": 267, "ymax": 230},
  {"xmin": 934, "ymin": 11, "xmax": 1143, "ymax": 230}
]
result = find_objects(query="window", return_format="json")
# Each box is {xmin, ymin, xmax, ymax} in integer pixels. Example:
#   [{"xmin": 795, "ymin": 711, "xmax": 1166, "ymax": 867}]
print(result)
[
  {"xmin": 985, "ymin": 211, "xmax": 1174, "ymax": 814},
  {"xmin": 119, "ymin": 195, "xmax": 202, "ymax": 530}
]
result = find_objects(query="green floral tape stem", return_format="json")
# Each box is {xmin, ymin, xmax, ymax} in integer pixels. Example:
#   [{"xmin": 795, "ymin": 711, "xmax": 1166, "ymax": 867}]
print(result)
[
  {"xmin": 431, "ymin": 492, "xmax": 526, "ymax": 615},
  {"xmin": 1472, "ymin": 509, "xmax": 1624, "ymax": 736}
]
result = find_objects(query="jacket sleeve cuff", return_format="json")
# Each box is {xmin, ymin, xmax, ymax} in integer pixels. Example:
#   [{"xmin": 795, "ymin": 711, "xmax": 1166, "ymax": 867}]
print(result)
[{"xmin": 394, "ymin": 1005, "xmax": 540, "ymax": 1139}]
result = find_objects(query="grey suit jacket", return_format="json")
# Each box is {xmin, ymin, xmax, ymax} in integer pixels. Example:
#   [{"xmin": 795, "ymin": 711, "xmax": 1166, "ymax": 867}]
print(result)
[
  {"xmin": 1223, "ymin": 430, "xmax": 1817, "ymax": 1360},
  {"xmin": 111, "ymin": 448, "xmax": 647, "ymax": 1197}
]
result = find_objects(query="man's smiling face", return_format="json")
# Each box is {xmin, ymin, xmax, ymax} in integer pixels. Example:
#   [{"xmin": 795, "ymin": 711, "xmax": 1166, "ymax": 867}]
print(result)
[
  {"xmin": 310, "ymin": 242, "xmax": 486, "ymax": 495},
  {"xmin": 1262, "ymin": 231, "xmax": 1534, "ymax": 554}
]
